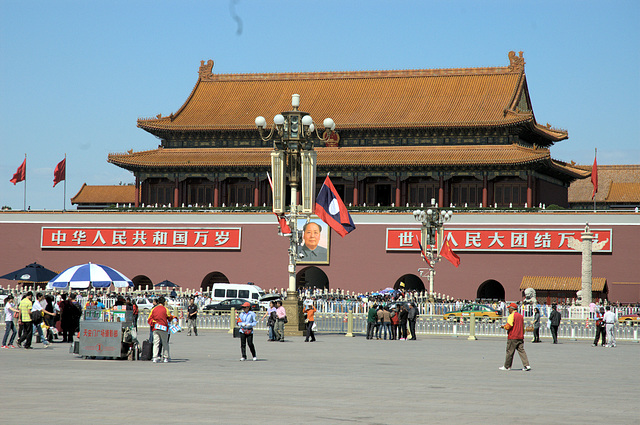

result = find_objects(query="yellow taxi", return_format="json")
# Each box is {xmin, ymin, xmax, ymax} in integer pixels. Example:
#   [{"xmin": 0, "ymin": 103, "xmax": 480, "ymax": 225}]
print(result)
[
  {"xmin": 617, "ymin": 313, "xmax": 640, "ymax": 324},
  {"xmin": 443, "ymin": 304, "xmax": 502, "ymax": 322}
]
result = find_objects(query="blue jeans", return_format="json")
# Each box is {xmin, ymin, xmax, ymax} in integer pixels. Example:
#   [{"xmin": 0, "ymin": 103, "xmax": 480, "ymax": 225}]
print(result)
[
  {"xmin": 34, "ymin": 323, "xmax": 49, "ymax": 346},
  {"xmin": 3, "ymin": 321, "xmax": 17, "ymax": 346},
  {"xmin": 268, "ymin": 325, "xmax": 275, "ymax": 340},
  {"xmin": 383, "ymin": 322, "xmax": 392, "ymax": 339}
]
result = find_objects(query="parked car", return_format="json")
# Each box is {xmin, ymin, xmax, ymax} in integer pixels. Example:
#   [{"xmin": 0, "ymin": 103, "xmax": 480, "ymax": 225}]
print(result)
[
  {"xmin": 618, "ymin": 313, "xmax": 640, "ymax": 324},
  {"xmin": 444, "ymin": 304, "xmax": 502, "ymax": 321},
  {"xmin": 134, "ymin": 297, "xmax": 154, "ymax": 312},
  {"xmin": 203, "ymin": 298, "xmax": 259, "ymax": 312},
  {"xmin": 0, "ymin": 288, "xmax": 9, "ymax": 304}
]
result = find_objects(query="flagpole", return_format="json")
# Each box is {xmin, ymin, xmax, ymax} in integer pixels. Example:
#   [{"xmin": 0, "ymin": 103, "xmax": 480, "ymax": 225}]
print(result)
[
  {"xmin": 23, "ymin": 153, "xmax": 27, "ymax": 211},
  {"xmin": 63, "ymin": 153, "xmax": 67, "ymax": 212},
  {"xmin": 593, "ymin": 148, "xmax": 597, "ymax": 212}
]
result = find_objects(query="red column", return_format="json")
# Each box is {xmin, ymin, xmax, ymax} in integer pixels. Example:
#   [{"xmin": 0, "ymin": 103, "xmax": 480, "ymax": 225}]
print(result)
[
  {"xmin": 482, "ymin": 174, "xmax": 488, "ymax": 207},
  {"xmin": 214, "ymin": 179, "xmax": 219, "ymax": 208},
  {"xmin": 134, "ymin": 175, "xmax": 140, "ymax": 208},
  {"xmin": 174, "ymin": 177, "xmax": 179, "ymax": 208},
  {"xmin": 254, "ymin": 177, "xmax": 260, "ymax": 206},
  {"xmin": 395, "ymin": 175, "xmax": 401, "ymax": 206},
  {"xmin": 527, "ymin": 174, "xmax": 533, "ymax": 207},
  {"xmin": 353, "ymin": 175, "xmax": 359, "ymax": 206},
  {"xmin": 438, "ymin": 175, "xmax": 444, "ymax": 207}
]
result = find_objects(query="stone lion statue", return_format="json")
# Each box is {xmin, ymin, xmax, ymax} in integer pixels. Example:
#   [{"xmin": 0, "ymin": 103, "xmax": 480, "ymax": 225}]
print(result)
[{"xmin": 523, "ymin": 287, "xmax": 537, "ymax": 305}]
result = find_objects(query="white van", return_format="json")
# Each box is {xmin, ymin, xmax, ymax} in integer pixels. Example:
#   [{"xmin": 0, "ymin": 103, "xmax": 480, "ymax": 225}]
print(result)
[{"xmin": 210, "ymin": 283, "xmax": 265, "ymax": 306}]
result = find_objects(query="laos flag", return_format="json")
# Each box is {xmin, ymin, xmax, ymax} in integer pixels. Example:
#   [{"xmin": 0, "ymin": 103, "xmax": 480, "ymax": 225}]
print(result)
[{"xmin": 315, "ymin": 175, "xmax": 356, "ymax": 237}]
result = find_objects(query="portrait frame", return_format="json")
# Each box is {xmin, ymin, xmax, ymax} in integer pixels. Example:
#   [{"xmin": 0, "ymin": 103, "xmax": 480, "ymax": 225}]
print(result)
[{"xmin": 297, "ymin": 217, "xmax": 330, "ymax": 265}]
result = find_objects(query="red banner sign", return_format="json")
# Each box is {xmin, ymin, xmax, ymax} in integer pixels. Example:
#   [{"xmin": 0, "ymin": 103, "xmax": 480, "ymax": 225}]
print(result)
[
  {"xmin": 41, "ymin": 227, "xmax": 242, "ymax": 250},
  {"xmin": 386, "ymin": 228, "xmax": 612, "ymax": 253}
]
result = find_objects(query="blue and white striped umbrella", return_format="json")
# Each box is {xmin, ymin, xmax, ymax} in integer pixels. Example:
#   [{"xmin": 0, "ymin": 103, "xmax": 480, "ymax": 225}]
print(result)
[{"xmin": 47, "ymin": 262, "xmax": 133, "ymax": 290}]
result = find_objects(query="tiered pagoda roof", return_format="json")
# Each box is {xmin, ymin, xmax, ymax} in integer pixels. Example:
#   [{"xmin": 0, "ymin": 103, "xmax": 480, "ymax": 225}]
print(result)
[
  {"xmin": 109, "ymin": 144, "xmax": 589, "ymax": 180},
  {"xmin": 136, "ymin": 51, "xmax": 567, "ymax": 143}
]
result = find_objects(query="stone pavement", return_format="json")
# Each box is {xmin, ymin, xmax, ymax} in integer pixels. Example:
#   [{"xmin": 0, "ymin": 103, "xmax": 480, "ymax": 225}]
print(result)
[{"xmin": 1, "ymin": 330, "xmax": 637, "ymax": 425}]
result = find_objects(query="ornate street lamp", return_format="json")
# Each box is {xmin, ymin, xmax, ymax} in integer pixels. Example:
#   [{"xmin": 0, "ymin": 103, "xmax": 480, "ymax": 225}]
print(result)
[
  {"xmin": 256, "ymin": 94, "xmax": 334, "ymax": 334},
  {"xmin": 413, "ymin": 198, "xmax": 453, "ymax": 297}
]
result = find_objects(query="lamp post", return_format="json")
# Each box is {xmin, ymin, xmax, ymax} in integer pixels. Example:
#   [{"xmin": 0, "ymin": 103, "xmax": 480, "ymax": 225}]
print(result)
[
  {"xmin": 413, "ymin": 198, "xmax": 453, "ymax": 298},
  {"xmin": 255, "ymin": 94, "xmax": 334, "ymax": 334}
]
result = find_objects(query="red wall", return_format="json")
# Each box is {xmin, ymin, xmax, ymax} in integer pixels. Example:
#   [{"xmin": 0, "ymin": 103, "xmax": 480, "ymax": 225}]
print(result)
[{"xmin": 1, "ymin": 211, "xmax": 638, "ymax": 303}]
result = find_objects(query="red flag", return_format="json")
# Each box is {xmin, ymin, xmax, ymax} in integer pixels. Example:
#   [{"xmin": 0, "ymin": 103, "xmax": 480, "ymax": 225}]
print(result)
[
  {"xmin": 266, "ymin": 172, "xmax": 291, "ymax": 234},
  {"xmin": 10, "ymin": 159, "xmax": 26, "ymax": 185},
  {"xmin": 591, "ymin": 156, "xmax": 598, "ymax": 199},
  {"xmin": 314, "ymin": 175, "xmax": 356, "ymax": 237},
  {"xmin": 440, "ymin": 239, "xmax": 460, "ymax": 268},
  {"xmin": 53, "ymin": 158, "xmax": 66, "ymax": 187},
  {"xmin": 417, "ymin": 240, "xmax": 432, "ymax": 268}
]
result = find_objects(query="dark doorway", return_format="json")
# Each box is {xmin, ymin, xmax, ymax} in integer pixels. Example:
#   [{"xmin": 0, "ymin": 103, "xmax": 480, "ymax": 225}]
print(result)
[
  {"xmin": 393, "ymin": 274, "xmax": 425, "ymax": 292},
  {"xmin": 375, "ymin": 184, "xmax": 392, "ymax": 206},
  {"xmin": 201, "ymin": 271, "xmax": 230, "ymax": 291},
  {"xmin": 296, "ymin": 266, "xmax": 329, "ymax": 290},
  {"xmin": 132, "ymin": 275, "xmax": 152, "ymax": 291},
  {"xmin": 477, "ymin": 279, "xmax": 505, "ymax": 301}
]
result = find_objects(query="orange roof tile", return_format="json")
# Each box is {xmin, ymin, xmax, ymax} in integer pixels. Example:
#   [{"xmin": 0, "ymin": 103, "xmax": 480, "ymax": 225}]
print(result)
[
  {"xmin": 71, "ymin": 184, "xmax": 137, "ymax": 204},
  {"xmin": 137, "ymin": 52, "xmax": 566, "ymax": 140},
  {"xmin": 606, "ymin": 182, "xmax": 640, "ymax": 203},
  {"xmin": 108, "ymin": 144, "xmax": 569, "ymax": 169},
  {"xmin": 568, "ymin": 165, "xmax": 640, "ymax": 203},
  {"xmin": 520, "ymin": 276, "xmax": 607, "ymax": 291}
]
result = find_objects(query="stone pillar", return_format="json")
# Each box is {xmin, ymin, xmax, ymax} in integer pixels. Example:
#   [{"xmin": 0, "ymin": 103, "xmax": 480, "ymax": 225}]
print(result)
[
  {"xmin": 283, "ymin": 291, "xmax": 304, "ymax": 336},
  {"xmin": 580, "ymin": 227, "xmax": 594, "ymax": 306}
]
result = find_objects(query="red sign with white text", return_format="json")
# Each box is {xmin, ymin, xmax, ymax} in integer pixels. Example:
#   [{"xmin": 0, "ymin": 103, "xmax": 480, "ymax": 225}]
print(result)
[
  {"xmin": 386, "ymin": 228, "xmax": 612, "ymax": 253},
  {"xmin": 41, "ymin": 227, "xmax": 241, "ymax": 250}
]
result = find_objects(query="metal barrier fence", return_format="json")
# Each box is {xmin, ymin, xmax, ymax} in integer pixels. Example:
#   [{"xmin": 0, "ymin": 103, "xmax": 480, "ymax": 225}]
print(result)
[{"xmin": 136, "ymin": 311, "xmax": 639, "ymax": 342}]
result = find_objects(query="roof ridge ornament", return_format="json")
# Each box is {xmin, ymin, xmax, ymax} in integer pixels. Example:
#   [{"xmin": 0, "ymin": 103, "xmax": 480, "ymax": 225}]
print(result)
[
  {"xmin": 508, "ymin": 51, "xmax": 525, "ymax": 72},
  {"xmin": 199, "ymin": 59, "xmax": 214, "ymax": 79}
]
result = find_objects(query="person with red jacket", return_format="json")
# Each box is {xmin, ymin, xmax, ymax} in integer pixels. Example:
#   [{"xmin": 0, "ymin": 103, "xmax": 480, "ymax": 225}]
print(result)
[
  {"xmin": 147, "ymin": 296, "xmax": 173, "ymax": 363},
  {"xmin": 499, "ymin": 303, "xmax": 531, "ymax": 371}
]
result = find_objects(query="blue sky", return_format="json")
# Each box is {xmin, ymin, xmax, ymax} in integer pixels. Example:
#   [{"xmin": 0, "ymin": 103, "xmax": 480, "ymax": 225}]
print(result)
[{"xmin": 1, "ymin": 0, "xmax": 638, "ymax": 210}]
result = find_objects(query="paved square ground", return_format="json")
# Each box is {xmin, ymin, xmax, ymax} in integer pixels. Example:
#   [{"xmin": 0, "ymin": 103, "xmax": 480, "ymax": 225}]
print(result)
[{"xmin": 1, "ymin": 330, "xmax": 637, "ymax": 424}]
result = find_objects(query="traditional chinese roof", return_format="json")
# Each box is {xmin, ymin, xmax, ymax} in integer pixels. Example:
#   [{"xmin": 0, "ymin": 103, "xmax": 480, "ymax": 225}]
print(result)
[
  {"xmin": 520, "ymin": 276, "xmax": 607, "ymax": 292},
  {"xmin": 137, "ymin": 51, "xmax": 567, "ymax": 144},
  {"xmin": 568, "ymin": 165, "xmax": 640, "ymax": 204},
  {"xmin": 108, "ymin": 144, "xmax": 589, "ymax": 178},
  {"xmin": 71, "ymin": 183, "xmax": 137, "ymax": 205}
]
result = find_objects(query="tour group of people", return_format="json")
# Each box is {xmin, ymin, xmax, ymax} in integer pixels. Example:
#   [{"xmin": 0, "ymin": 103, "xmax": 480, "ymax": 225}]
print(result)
[
  {"xmin": 3, "ymin": 291, "xmax": 83, "ymax": 349},
  {"xmin": 365, "ymin": 302, "xmax": 419, "ymax": 341}
]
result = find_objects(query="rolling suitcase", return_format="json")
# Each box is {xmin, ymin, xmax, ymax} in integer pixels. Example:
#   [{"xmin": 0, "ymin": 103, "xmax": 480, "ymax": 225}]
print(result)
[{"xmin": 141, "ymin": 340, "xmax": 153, "ymax": 360}]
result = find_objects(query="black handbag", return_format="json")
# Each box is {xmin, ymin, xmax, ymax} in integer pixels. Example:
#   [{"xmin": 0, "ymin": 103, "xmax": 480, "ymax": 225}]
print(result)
[{"xmin": 30, "ymin": 311, "xmax": 43, "ymax": 324}]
